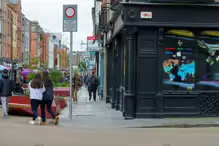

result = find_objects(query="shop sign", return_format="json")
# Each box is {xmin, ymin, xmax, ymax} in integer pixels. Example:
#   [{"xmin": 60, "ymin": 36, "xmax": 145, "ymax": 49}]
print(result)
[{"xmin": 140, "ymin": 12, "xmax": 152, "ymax": 19}]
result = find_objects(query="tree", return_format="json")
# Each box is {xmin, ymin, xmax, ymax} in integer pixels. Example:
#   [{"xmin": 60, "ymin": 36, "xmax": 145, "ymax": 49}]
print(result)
[{"xmin": 49, "ymin": 69, "xmax": 64, "ymax": 87}]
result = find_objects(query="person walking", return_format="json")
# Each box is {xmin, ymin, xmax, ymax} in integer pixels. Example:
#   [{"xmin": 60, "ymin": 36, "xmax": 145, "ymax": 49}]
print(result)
[
  {"xmin": 41, "ymin": 71, "xmax": 59, "ymax": 125},
  {"xmin": 72, "ymin": 74, "xmax": 82, "ymax": 102},
  {"xmin": 28, "ymin": 73, "xmax": 45, "ymax": 125},
  {"xmin": 86, "ymin": 71, "xmax": 98, "ymax": 101},
  {"xmin": 0, "ymin": 69, "xmax": 14, "ymax": 119}
]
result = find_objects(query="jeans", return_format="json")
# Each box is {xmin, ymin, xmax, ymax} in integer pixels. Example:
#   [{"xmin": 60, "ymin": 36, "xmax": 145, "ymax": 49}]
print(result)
[
  {"xmin": 1, "ymin": 96, "xmax": 10, "ymax": 116},
  {"xmin": 41, "ymin": 100, "xmax": 56, "ymax": 122},
  {"xmin": 88, "ymin": 87, "xmax": 97, "ymax": 101},
  {"xmin": 30, "ymin": 99, "xmax": 41, "ymax": 120}
]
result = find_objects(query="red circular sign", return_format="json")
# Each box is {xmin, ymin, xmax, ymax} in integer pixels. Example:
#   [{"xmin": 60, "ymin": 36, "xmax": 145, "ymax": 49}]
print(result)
[{"xmin": 65, "ymin": 7, "xmax": 76, "ymax": 18}]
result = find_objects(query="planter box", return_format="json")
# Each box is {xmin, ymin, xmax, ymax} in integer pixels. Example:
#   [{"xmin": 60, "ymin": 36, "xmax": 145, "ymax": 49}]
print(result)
[
  {"xmin": 58, "ymin": 99, "xmax": 67, "ymax": 109},
  {"xmin": 9, "ymin": 95, "xmax": 58, "ymax": 119},
  {"xmin": 54, "ymin": 88, "xmax": 70, "ymax": 97}
]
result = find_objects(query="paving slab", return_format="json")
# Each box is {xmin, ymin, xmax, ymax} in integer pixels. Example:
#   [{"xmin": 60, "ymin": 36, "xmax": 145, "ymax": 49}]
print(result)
[{"xmin": 59, "ymin": 86, "xmax": 219, "ymax": 128}]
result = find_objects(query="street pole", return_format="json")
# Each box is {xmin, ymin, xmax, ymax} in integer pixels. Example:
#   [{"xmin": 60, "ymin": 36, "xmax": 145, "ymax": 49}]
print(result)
[{"xmin": 69, "ymin": 31, "xmax": 73, "ymax": 120}]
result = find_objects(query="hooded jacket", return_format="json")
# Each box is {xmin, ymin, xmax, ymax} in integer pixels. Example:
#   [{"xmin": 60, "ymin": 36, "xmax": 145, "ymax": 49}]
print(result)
[{"xmin": 0, "ymin": 74, "xmax": 14, "ymax": 96}]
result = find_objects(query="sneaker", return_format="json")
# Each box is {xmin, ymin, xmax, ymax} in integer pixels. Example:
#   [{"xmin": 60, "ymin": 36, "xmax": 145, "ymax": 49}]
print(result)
[
  {"xmin": 36, "ymin": 117, "xmax": 42, "ymax": 125},
  {"xmin": 53, "ymin": 116, "xmax": 59, "ymax": 125},
  {"xmin": 29, "ymin": 120, "xmax": 35, "ymax": 125},
  {"xmin": 3, "ymin": 115, "xmax": 8, "ymax": 119}
]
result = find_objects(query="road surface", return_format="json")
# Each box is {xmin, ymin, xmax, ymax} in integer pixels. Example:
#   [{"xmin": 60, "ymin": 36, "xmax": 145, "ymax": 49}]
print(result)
[{"xmin": 0, "ymin": 118, "xmax": 219, "ymax": 146}]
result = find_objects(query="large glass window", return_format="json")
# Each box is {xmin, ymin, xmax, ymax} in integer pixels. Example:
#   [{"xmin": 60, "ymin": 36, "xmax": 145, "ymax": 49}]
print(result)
[
  {"xmin": 196, "ymin": 30, "xmax": 219, "ymax": 90},
  {"xmin": 162, "ymin": 29, "xmax": 196, "ymax": 91},
  {"xmin": 162, "ymin": 29, "xmax": 219, "ymax": 91}
]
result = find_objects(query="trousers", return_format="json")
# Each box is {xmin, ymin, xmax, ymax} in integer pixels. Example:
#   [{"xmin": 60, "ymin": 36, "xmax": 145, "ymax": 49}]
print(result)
[
  {"xmin": 41, "ymin": 100, "xmax": 56, "ymax": 122},
  {"xmin": 30, "ymin": 99, "xmax": 41, "ymax": 120},
  {"xmin": 1, "ymin": 96, "xmax": 11, "ymax": 116},
  {"xmin": 88, "ymin": 87, "xmax": 97, "ymax": 101},
  {"xmin": 72, "ymin": 87, "xmax": 78, "ymax": 102}
]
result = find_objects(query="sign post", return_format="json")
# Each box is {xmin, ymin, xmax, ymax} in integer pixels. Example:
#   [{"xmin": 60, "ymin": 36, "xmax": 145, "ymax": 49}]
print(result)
[{"xmin": 63, "ymin": 4, "xmax": 77, "ymax": 120}]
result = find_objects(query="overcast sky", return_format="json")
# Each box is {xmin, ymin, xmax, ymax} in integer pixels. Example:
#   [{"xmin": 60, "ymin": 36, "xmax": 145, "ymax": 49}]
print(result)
[{"xmin": 21, "ymin": 0, "xmax": 94, "ymax": 51}]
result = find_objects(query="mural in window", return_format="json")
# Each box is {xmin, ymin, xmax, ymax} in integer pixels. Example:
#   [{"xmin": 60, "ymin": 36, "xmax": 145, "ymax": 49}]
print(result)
[
  {"xmin": 162, "ymin": 29, "xmax": 196, "ymax": 90},
  {"xmin": 196, "ymin": 30, "xmax": 219, "ymax": 90},
  {"xmin": 162, "ymin": 29, "xmax": 219, "ymax": 91}
]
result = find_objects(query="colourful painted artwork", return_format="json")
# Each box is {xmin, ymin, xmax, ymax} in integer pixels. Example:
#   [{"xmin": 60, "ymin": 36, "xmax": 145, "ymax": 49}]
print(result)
[
  {"xmin": 163, "ymin": 59, "xmax": 195, "ymax": 89},
  {"xmin": 163, "ymin": 29, "xmax": 219, "ymax": 90}
]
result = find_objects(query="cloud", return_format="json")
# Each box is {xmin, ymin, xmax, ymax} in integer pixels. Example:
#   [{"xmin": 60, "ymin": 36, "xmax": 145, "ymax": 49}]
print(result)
[{"xmin": 21, "ymin": 0, "xmax": 94, "ymax": 50}]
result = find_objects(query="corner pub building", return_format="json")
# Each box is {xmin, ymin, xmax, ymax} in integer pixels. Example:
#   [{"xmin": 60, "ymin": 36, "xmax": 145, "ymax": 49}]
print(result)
[{"xmin": 103, "ymin": 0, "xmax": 219, "ymax": 119}]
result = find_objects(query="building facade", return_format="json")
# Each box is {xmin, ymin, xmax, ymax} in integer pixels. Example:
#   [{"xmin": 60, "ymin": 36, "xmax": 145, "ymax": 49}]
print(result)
[
  {"xmin": 48, "ymin": 37, "xmax": 54, "ymax": 69},
  {"xmin": 7, "ymin": 4, "xmax": 17, "ymax": 59},
  {"xmin": 103, "ymin": 1, "xmax": 219, "ymax": 119},
  {"xmin": 0, "ymin": 0, "xmax": 7, "ymax": 58},
  {"xmin": 22, "ymin": 14, "xmax": 25, "ymax": 63},
  {"xmin": 30, "ymin": 21, "xmax": 41, "ymax": 67},
  {"xmin": 8, "ymin": 0, "xmax": 23, "ymax": 62},
  {"xmin": 40, "ymin": 33, "xmax": 49, "ymax": 66},
  {"xmin": 23, "ymin": 16, "xmax": 31, "ymax": 65}
]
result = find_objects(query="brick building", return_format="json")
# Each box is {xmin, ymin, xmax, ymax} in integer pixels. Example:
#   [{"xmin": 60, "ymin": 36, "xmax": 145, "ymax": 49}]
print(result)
[
  {"xmin": 7, "ymin": 4, "xmax": 18, "ymax": 60},
  {"xmin": 8, "ymin": 0, "xmax": 23, "ymax": 61},
  {"xmin": 1, "ymin": 0, "xmax": 7, "ymax": 58}
]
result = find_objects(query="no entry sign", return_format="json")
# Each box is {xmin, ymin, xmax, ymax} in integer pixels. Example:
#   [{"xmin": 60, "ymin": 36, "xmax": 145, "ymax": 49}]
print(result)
[
  {"xmin": 63, "ymin": 5, "xmax": 77, "ymax": 32},
  {"xmin": 65, "ymin": 7, "xmax": 76, "ymax": 18}
]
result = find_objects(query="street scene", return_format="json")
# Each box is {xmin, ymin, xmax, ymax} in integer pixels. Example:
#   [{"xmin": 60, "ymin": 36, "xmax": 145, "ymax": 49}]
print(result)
[{"xmin": 1, "ymin": 0, "xmax": 219, "ymax": 145}]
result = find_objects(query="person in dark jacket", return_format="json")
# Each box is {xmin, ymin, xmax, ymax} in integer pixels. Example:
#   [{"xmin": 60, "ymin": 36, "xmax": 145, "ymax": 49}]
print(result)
[
  {"xmin": 41, "ymin": 71, "xmax": 59, "ymax": 125},
  {"xmin": 0, "ymin": 69, "xmax": 14, "ymax": 118},
  {"xmin": 86, "ymin": 71, "xmax": 98, "ymax": 101}
]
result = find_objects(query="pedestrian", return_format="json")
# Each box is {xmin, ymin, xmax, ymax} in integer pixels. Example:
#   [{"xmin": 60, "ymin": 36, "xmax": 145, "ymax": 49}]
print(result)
[
  {"xmin": 0, "ymin": 69, "xmax": 14, "ymax": 119},
  {"xmin": 28, "ymin": 73, "xmax": 45, "ymax": 125},
  {"xmin": 84, "ymin": 74, "xmax": 88, "ymax": 85},
  {"xmin": 72, "ymin": 74, "xmax": 82, "ymax": 102},
  {"xmin": 86, "ymin": 71, "xmax": 98, "ymax": 102},
  {"xmin": 41, "ymin": 71, "xmax": 59, "ymax": 125}
]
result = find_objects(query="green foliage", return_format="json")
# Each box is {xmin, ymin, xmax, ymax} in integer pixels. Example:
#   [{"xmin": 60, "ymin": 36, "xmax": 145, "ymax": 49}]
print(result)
[
  {"xmin": 81, "ymin": 62, "xmax": 86, "ymax": 69},
  {"xmin": 74, "ymin": 68, "xmax": 80, "ymax": 75},
  {"xmin": 60, "ymin": 82, "xmax": 70, "ymax": 87},
  {"xmin": 55, "ymin": 82, "xmax": 70, "ymax": 87},
  {"xmin": 28, "ymin": 72, "xmax": 36, "ymax": 82},
  {"xmin": 49, "ymin": 69, "xmax": 64, "ymax": 87}
]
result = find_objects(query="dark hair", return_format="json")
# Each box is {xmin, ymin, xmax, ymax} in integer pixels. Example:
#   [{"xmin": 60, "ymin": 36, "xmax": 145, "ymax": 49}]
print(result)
[
  {"xmin": 31, "ymin": 73, "xmax": 43, "ymax": 88},
  {"xmin": 3, "ymin": 69, "xmax": 8, "ymax": 74},
  {"xmin": 92, "ymin": 71, "xmax": 95, "ymax": 75},
  {"xmin": 42, "ymin": 71, "xmax": 53, "ymax": 88}
]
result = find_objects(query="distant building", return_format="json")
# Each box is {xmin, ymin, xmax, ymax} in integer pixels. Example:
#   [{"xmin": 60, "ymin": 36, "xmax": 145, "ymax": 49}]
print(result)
[
  {"xmin": 23, "ymin": 16, "xmax": 31, "ymax": 65},
  {"xmin": 7, "ymin": 4, "xmax": 18, "ymax": 60},
  {"xmin": 0, "ymin": 0, "xmax": 8, "ymax": 58},
  {"xmin": 8, "ymin": 0, "xmax": 23, "ymax": 62},
  {"xmin": 72, "ymin": 51, "xmax": 85, "ymax": 65},
  {"xmin": 48, "ymin": 37, "xmax": 54, "ymax": 69},
  {"xmin": 30, "ymin": 21, "xmax": 41, "ymax": 60}
]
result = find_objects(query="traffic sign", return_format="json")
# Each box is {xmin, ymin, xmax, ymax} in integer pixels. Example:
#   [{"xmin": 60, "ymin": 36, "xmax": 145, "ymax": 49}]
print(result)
[{"xmin": 63, "ymin": 5, "xmax": 77, "ymax": 32}]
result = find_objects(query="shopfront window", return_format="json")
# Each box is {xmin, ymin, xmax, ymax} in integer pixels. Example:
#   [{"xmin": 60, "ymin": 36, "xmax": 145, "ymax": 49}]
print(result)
[
  {"xmin": 196, "ymin": 30, "xmax": 219, "ymax": 90},
  {"xmin": 162, "ymin": 29, "xmax": 219, "ymax": 91}
]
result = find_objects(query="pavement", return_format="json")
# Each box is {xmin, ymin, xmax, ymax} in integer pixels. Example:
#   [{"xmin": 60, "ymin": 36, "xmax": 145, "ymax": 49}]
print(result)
[
  {"xmin": 59, "ymin": 86, "xmax": 219, "ymax": 128},
  {"xmin": 0, "ymin": 87, "xmax": 219, "ymax": 145},
  {"xmin": 1, "ymin": 120, "xmax": 219, "ymax": 146}
]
